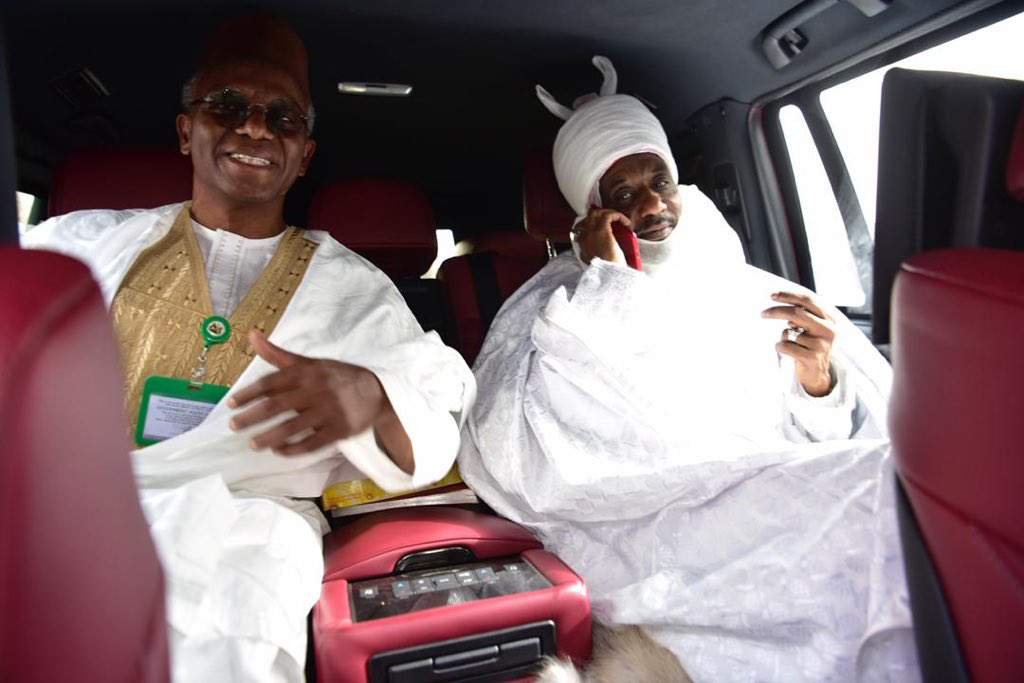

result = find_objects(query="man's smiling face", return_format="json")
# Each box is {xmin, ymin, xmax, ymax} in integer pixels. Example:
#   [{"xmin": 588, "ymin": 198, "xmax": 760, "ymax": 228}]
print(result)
[{"xmin": 176, "ymin": 61, "xmax": 315, "ymax": 211}]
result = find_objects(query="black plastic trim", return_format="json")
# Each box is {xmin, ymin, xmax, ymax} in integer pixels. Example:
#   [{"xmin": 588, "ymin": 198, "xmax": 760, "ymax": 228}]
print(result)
[
  {"xmin": 369, "ymin": 620, "xmax": 556, "ymax": 683},
  {"xmin": 394, "ymin": 546, "xmax": 477, "ymax": 574},
  {"xmin": 759, "ymin": 101, "xmax": 814, "ymax": 288},
  {"xmin": 0, "ymin": 16, "xmax": 18, "ymax": 244},
  {"xmin": 467, "ymin": 252, "xmax": 504, "ymax": 331},
  {"xmin": 761, "ymin": 0, "xmax": 892, "ymax": 69},
  {"xmin": 895, "ymin": 477, "xmax": 970, "ymax": 683}
]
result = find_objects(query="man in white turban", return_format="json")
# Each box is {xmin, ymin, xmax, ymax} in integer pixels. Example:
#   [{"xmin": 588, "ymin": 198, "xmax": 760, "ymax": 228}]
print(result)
[{"xmin": 458, "ymin": 57, "xmax": 918, "ymax": 682}]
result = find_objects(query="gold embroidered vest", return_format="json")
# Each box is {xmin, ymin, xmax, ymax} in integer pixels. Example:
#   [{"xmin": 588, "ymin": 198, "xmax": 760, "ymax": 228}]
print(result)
[{"xmin": 111, "ymin": 205, "xmax": 318, "ymax": 433}]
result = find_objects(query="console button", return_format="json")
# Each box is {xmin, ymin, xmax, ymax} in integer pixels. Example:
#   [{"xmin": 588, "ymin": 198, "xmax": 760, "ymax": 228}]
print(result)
[
  {"xmin": 475, "ymin": 567, "xmax": 497, "ymax": 581},
  {"xmin": 432, "ymin": 574, "xmax": 457, "ymax": 590}
]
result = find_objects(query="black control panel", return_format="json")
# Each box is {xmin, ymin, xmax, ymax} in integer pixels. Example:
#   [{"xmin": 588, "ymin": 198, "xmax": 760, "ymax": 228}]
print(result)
[
  {"xmin": 349, "ymin": 556, "xmax": 551, "ymax": 622},
  {"xmin": 368, "ymin": 621, "xmax": 557, "ymax": 683}
]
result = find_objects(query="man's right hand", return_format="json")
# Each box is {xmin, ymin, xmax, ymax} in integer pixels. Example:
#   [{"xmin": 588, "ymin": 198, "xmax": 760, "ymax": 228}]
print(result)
[{"xmin": 572, "ymin": 207, "xmax": 629, "ymax": 266}]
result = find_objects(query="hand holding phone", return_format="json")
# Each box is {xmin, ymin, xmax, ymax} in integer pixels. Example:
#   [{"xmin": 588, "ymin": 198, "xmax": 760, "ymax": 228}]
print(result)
[
  {"xmin": 574, "ymin": 207, "xmax": 643, "ymax": 271},
  {"xmin": 611, "ymin": 221, "xmax": 642, "ymax": 271}
]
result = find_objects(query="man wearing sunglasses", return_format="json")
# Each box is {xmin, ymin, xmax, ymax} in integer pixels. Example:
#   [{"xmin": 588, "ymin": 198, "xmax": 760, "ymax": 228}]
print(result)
[
  {"xmin": 22, "ymin": 15, "xmax": 474, "ymax": 683},
  {"xmin": 177, "ymin": 34, "xmax": 316, "ymax": 240}
]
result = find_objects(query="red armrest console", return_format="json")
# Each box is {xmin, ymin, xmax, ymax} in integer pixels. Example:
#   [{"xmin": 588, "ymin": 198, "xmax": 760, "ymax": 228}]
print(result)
[{"xmin": 313, "ymin": 506, "xmax": 591, "ymax": 683}]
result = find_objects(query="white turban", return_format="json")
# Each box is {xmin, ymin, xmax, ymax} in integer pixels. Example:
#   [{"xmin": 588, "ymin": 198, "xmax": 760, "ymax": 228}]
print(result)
[{"xmin": 537, "ymin": 56, "xmax": 678, "ymax": 216}]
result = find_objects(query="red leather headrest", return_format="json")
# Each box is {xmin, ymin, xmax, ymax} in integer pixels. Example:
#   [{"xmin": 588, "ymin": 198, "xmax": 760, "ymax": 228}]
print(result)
[
  {"xmin": 1007, "ymin": 106, "xmax": 1024, "ymax": 203},
  {"xmin": 49, "ymin": 147, "xmax": 193, "ymax": 216},
  {"xmin": 308, "ymin": 178, "xmax": 437, "ymax": 278},
  {"xmin": 522, "ymin": 147, "xmax": 576, "ymax": 244}
]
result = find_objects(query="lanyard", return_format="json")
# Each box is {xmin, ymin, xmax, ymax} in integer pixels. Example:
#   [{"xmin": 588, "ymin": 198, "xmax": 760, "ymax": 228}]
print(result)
[{"xmin": 190, "ymin": 315, "xmax": 232, "ymax": 386}]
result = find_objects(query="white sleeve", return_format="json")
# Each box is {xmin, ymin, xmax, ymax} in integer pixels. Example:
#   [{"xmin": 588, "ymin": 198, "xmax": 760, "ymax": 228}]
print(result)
[
  {"xmin": 20, "ymin": 208, "xmax": 141, "ymax": 262},
  {"xmin": 335, "ymin": 332, "xmax": 476, "ymax": 493},
  {"xmin": 781, "ymin": 358, "xmax": 856, "ymax": 442}
]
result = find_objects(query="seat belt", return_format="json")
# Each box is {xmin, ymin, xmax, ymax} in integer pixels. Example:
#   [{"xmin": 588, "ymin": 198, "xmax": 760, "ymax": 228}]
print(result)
[{"xmin": 466, "ymin": 252, "xmax": 505, "ymax": 331}]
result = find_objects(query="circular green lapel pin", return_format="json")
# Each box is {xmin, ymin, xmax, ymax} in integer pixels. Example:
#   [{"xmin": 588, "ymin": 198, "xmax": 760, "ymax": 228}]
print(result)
[{"xmin": 201, "ymin": 315, "xmax": 231, "ymax": 346}]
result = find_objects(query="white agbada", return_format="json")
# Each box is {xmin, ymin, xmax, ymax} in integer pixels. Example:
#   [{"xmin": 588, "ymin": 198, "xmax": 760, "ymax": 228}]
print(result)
[
  {"xmin": 23, "ymin": 203, "xmax": 476, "ymax": 682},
  {"xmin": 459, "ymin": 59, "xmax": 918, "ymax": 682}
]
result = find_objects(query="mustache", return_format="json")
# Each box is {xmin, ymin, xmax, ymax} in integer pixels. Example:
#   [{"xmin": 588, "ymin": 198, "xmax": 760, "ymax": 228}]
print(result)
[
  {"xmin": 637, "ymin": 212, "xmax": 677, "ymax": 232},
  {"xmin": 223, "ymin": 134, "xmax": 277, "ymax": 154}
]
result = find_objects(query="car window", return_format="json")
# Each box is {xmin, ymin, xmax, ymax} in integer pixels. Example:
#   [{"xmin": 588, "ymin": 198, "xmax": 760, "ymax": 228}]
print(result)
[
  {"xmin": 779, "ymin": 105, "xmax": 865, "ymax": 306},
  {"xmin": 779, "ymin": 10, "xmax": 1024, "ymax": 308},
  {"xmin": 16, "ymin": 190, "xmax": 37, "ymax": 229},
  {"xmin": 423, "ymin": 228, "xmax": 460, "ymax": 279}
]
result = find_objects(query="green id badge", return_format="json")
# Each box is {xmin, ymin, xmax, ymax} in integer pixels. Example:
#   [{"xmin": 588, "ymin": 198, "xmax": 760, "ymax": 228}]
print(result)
[{"xmin": 135, "ymin": 376, "xmax": 229, "ymax": 447}]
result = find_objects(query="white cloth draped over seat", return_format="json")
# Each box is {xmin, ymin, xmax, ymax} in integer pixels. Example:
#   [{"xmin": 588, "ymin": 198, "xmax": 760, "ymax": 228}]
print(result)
[
  {"xmin": 458, "ymin": 184, "xmax": 918, "ymax": 682},
  {"xmin": 22, "ymin": 203, "xmax": 476, "ymax": 682}
]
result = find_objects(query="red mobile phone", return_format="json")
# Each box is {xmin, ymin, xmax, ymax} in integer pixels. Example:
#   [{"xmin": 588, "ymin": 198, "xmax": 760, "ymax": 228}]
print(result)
[{"xmin": 611, "ymin": 222, "xmax": 642, "ymax": 271}]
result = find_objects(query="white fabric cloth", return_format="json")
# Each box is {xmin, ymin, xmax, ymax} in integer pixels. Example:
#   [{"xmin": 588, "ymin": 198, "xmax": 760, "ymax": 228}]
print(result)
[
  {"xmin": 458, "ymin": 186, "xmax": 917, "ymax": 682},
  {"xmin": 537, "ymin": 57, "xmax": 678, "ymax": 216},
  {"xmin": 191, "ymin": 218, "xmax": 284, "ymax": 317},
  {"xmin": 141, "ymin": 476, "xmax": 323, "ymax": 683},
  {"xmin": 23, "ymin": 204, "xmax": 476, "ymax": 682}
]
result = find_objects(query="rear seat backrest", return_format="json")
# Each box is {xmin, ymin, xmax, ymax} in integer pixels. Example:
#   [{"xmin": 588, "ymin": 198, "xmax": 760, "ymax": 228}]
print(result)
[
  {"xmin": 890, "ymin": 248, "xmax": 1024, "ymax": 682},
  {"xmin": 307, "ymin": 178, "xmax": 444, "ymax": 333},
  {"xmin": 0, "ymin": 247, "xmax": 170, "ymax": 682},
  {"xmin": 881, "ymin": 75, "xmax": 1024, "ymax": 682},
  {"xmin": 308, "ymin": 178, "xmax": 437, "ymax": 279},
  {"xmin": 49, "ymin": 147, "xmax": 193, "ymax": 216}
]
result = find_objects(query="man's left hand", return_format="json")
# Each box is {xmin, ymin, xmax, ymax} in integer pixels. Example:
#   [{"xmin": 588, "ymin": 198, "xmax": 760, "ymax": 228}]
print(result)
[
  {"xmin": 228, "ymin": 330, "xmax": 412, "ymax": 468},
  {"xmin": 761, "ymin": 291, "xmax": 836, "ymax": 397}
]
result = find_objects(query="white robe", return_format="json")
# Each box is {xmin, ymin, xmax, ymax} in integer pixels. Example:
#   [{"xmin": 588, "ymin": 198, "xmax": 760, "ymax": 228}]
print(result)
[
  {"xmin": 458, "ymin": 188, "xmax": 918, "ymax": 682},
  {"xmin": 22, "ymin": 203, "xmax": 476, "ymax": 682}
]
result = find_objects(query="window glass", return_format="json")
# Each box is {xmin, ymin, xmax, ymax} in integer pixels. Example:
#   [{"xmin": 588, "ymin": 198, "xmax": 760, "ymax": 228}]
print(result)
[
  {"xmin": 779, "ymin": 11, "xmax": 1024, "ymax": 308},
  {"xmin": 16, "ymin": 191, "xmax": 37, "ymax": 229},
  {"xmin": 820, "ymin": 11, "xmax": 1024, "ymax": 234},
  {"xmin": 423, "ymin": 229, "xmax": 460, "ymax": 278},
  {"xmin": 779, "ymin": 105, "xmax": 865, "ymax": 306}
]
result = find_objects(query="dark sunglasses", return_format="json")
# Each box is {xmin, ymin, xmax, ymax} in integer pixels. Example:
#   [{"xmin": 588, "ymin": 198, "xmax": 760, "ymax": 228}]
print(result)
[{"xmin": 188, "ymin": 88, "xmax": 311, "ymax": 136}]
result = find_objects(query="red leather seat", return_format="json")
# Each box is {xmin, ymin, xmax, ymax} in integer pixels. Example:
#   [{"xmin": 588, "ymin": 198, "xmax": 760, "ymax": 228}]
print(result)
[
  {"xmin": 308, "ymin": 178, "xmax": 437, "ymax": 279},
  {"xmin": 438, "ymin": 231, "xmax": 548, "ymax": 365},
  {"xmin": 49, "ymin": 147, "xmax": 193, "ymax": 216},
  {"xmin": 881, "ymin": 74, "xmax": 1024, "ymax": 681},
  {"xmin": 436, "ymin": 149, "xmax": 567, "ymax": 364},
  {"xmin": 522, "ymin": 146, "xmax": 576, "ymax": 246},
  {"xmin": 308, "ymin": 178, "xmax": 446, "ymax": 335},
  {"xmin": 0, "ymin": 247, "xmax": 169, "ymax": 683},
  {"xmin": 890, "ymin": 248, "xmax": 1024, "ymax": 682}
]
